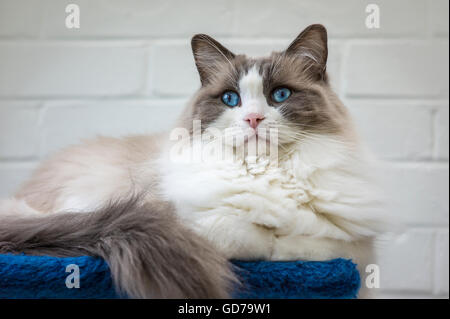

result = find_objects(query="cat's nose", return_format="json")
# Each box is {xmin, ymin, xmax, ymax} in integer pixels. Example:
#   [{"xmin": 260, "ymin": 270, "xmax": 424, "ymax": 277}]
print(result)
[{"xmin": 244, "ymin": 113, "xmax": 265, "ymax": 129}]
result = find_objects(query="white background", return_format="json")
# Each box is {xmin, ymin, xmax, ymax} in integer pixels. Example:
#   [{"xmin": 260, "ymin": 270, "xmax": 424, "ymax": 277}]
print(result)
[{"xmin": 0, "ymin": 0, "xmax": 448, "ymax": 298}]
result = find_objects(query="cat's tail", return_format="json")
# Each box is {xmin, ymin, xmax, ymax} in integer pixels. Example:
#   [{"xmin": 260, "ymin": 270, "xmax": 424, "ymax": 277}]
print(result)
[{"xmin": 0, "ymin": 198, "xmax": 238, "ymax": 298}]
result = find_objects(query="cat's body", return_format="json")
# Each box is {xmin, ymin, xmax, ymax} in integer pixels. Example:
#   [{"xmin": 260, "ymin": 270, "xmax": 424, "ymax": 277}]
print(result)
[
  {"xmin": 0, "ymin": 25, "xmax": 383, "ymax": 298},
  {"xmin": 10, "ymin": 132, "xmax": 377, "ymax": 263}
]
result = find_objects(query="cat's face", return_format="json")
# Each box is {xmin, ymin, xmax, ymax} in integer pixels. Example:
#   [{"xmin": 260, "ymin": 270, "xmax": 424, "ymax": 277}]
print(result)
[{"xmin": 186, "ymin": 24, "xmax": 349, "ymax": 148}]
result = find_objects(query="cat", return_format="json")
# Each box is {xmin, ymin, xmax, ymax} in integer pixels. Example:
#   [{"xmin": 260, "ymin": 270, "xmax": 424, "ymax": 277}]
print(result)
[{"xmin": 0, "ymin": 24, "xmax": 384, "ymax": 298}]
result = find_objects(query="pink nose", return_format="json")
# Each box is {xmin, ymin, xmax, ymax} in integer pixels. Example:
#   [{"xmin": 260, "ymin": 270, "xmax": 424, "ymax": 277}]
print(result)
[{"xmin": 244, "ymin": 113, "xmax": 265, "ymax": 129}]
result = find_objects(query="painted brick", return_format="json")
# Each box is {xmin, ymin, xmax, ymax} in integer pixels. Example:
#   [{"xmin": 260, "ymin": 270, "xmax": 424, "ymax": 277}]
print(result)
[
  {"xmin": 235, "ymin": 0, "xmax": 427, "ymax": 38},
  {"xmin": 435, "ymin": 105, "xmax": 449, "ymax": 160},
  {"xmin": 42, "ymin": 0, "xmax": 235, "ymax": 38},
  {"xmin": 0, "ymin": 0, "xmax": 44, "ymax": 38},
  {"xmin": 40, "ymin": 99, "xmax": 186, "ymax": 156},
  {"xmin": 0, "ymin": 43, "xmax": 147, "ymax": 97},
  {"xmin": 0, "ymin": 102, "xmax": 41, "ymax": 159},
  {"xmin": 434, "ymin": 230, "xmax": 449, "ymax": 295},
  {"xmin": 345, "ymin": 41, "xmax": 449, "ymax": 97},
  {"xmin": 376, "ymin": 229, "xmax": 434, "ymax": 292},
  {"xmin": 347, "ymin": 100, "xmax": 434, "ymax": 160},
  {"xmin": 381, "ymin": 163, "xmax": 449, "ymax": 227},
  {"xmin": 430, "ymin": 0, "xmax": 449, "ymax": 36},
  {"xmin": 152, "ymin": 43, "xmax": 199, "ymax": 96}
]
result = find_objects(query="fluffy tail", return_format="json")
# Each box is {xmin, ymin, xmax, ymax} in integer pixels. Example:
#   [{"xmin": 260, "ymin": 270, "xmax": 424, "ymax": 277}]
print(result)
[{"xmin": 0, "ymin": 198, "xmax": 238, "ymax": 298}]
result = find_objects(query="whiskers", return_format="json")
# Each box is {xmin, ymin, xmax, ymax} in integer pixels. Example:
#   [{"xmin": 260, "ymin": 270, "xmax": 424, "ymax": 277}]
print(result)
[
  {"xmin": 264, "ymin": 120, "xmax": 352, "ymax": 159},
  {"xmin": 192, "ymin": 117, "xmax": 351, "ymax": 168}
]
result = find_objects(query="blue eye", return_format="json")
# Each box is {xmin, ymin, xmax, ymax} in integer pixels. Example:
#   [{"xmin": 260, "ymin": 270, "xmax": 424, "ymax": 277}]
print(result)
[
  {"xmin": 272, "ymin": 87, "xmax": 291, "ymax": 103},
  {"xmin": 221, "ymin": 91, "xmax": 240, "ymax": 107}
]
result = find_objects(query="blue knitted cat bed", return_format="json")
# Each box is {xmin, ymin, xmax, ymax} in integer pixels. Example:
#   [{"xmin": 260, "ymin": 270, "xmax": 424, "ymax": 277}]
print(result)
[{"xmin": 0, "ymin": 254, "xmax": 360, "ymax": 299}]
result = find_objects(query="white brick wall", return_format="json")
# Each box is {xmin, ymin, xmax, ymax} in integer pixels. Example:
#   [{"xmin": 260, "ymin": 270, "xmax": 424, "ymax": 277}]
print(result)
[
  {"xmin": 345, "ymin": 41, "xmax": 449, "ymax": 97},
  {"xmin": 0, "ymin": 42, "xmax": 148, "ymax": 97},
  {"xmin": 0, "ymin": 0, "xmax": 448, "ymax": 298}
]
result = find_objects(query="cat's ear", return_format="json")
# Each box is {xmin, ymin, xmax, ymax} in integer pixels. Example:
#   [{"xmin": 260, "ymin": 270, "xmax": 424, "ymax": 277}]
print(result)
[
  {"xmin": 191, "ymin": 34, "xmax": 235, "ymax": 85},
  {"xmin": 285, "ymin": 24, "xmax": 328, "ymax": 81}
]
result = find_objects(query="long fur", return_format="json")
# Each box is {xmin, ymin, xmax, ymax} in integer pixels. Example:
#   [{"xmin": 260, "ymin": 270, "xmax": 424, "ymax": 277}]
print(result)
[{"xmin": 0, "ymin": 198, "xmax": 238, "ymax": 298}]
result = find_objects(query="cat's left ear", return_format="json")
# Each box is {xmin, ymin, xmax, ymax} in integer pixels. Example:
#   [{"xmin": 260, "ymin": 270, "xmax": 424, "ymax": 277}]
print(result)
[
  {"xmin": 191, "ymin": 34, "xmax": 235, "ymax": 86},
  {"xmin": 285, "ymin": 24, "xmax": 328, "ymax": 81}
]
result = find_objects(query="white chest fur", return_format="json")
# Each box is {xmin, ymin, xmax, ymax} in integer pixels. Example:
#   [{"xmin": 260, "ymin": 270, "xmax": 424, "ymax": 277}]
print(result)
[{"xmin": 159, "ymin": 136, "xmax": 380, "ymax": 260}]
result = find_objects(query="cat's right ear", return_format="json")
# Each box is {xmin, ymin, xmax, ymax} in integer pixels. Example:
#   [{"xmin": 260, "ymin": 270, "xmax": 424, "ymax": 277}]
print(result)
[
  {"xmin": 285, "ymin": 24, "xmax": 328, "ymax": 81},
  {"xmin": 191, "ymin": 34, "xmax": 235, "ymax": 86}
]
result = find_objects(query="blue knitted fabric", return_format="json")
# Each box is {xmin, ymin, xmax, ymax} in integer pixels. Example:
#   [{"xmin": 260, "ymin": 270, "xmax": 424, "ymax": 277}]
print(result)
[{"xmin": 0, "ymin": 254, "xmax": 360, "ymax": 299}]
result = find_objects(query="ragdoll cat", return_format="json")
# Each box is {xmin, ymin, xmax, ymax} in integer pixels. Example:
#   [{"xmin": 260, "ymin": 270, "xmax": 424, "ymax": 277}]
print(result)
[{"xmin": 0, "ymin": 25, "xmax": 383, "ymax": 298}]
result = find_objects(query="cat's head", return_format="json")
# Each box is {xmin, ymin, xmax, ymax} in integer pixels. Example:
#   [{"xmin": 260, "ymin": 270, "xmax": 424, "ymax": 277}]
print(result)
[{"xmin": 183, "ymin": 24, "xmax": 351, "ymax": 148}]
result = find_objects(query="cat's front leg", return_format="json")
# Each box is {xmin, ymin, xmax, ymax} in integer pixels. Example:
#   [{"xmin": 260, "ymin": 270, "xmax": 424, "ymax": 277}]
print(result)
[
  {"xmin": 185, "ymin": 213, "xmax": 275, "ymax": 260},
  {"xmin": 271, "ymin": 234, "xmax": 350, "ymax": 261}
]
